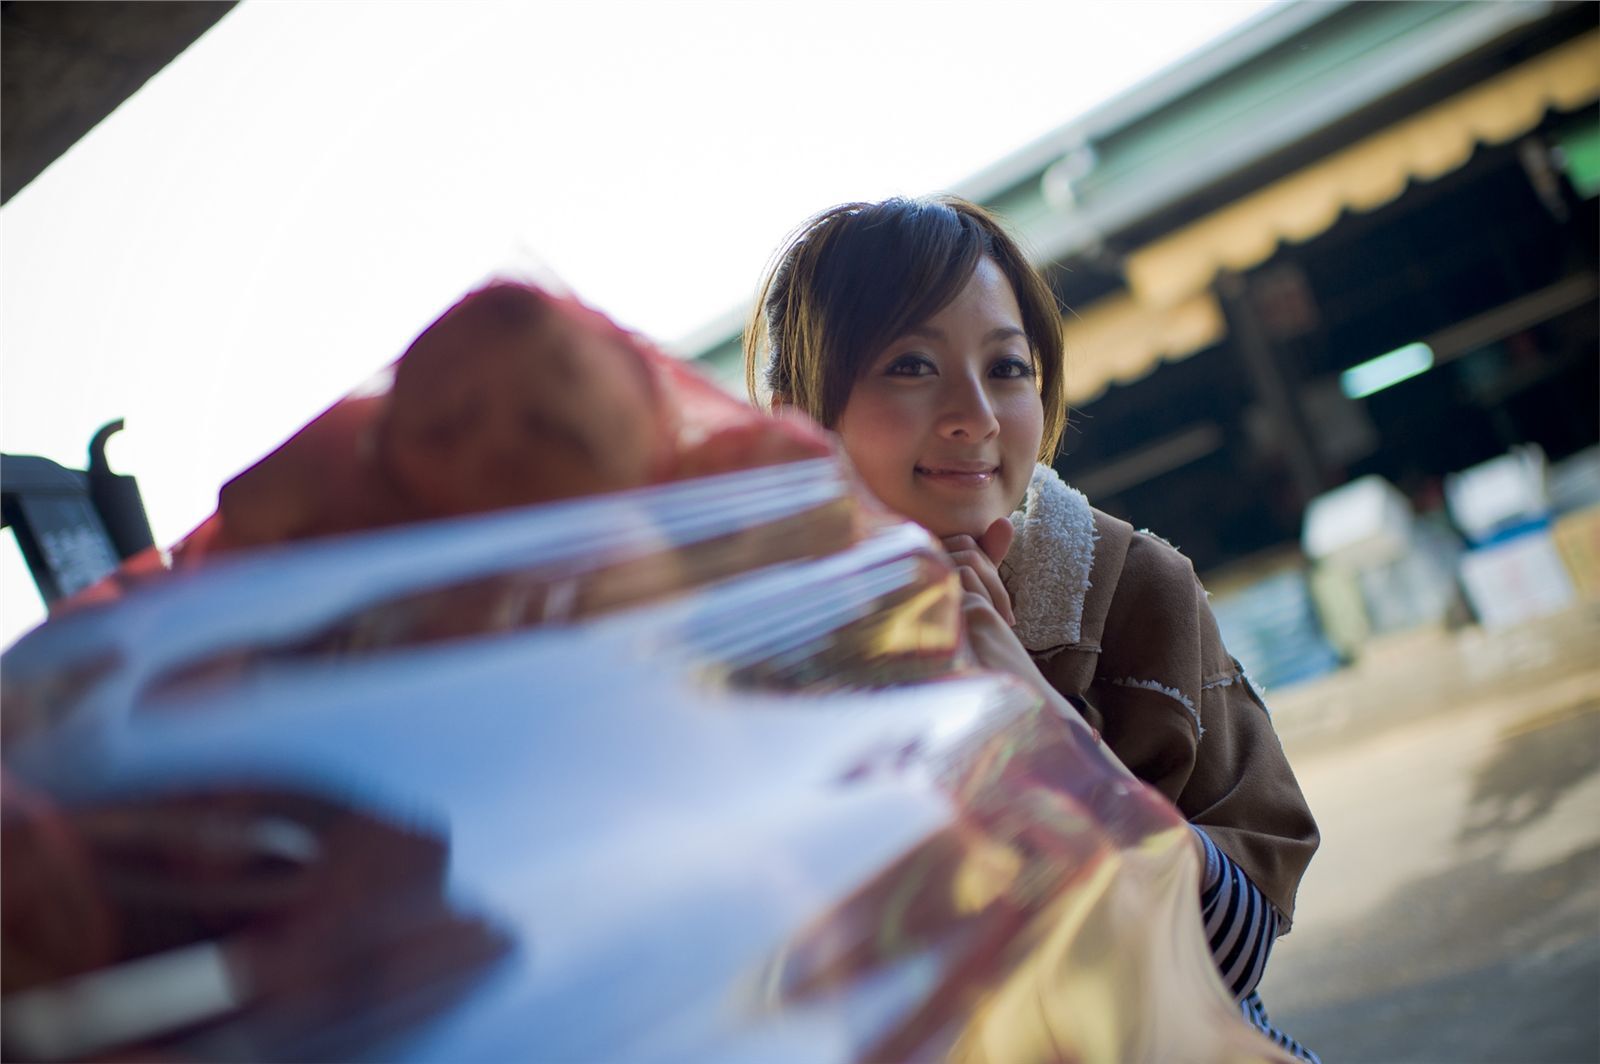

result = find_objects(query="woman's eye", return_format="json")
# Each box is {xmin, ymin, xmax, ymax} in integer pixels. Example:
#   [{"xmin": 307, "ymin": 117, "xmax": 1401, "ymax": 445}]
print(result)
[
  {"xmin": 991, "ymin": 357, "xmax": 1036, "ymax": 379},
  {"xmin": 885, "ymin": 354, "xmax": 935, "ymax": 377}
]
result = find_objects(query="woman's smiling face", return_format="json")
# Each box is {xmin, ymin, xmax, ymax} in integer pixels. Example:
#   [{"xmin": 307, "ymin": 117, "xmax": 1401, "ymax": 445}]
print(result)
[{"xmin": 834, "ymin": 256, "xmax": 1044, "ymax": 538}]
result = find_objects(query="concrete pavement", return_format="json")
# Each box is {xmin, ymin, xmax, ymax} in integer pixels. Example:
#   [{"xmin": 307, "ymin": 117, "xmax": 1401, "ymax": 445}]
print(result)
[{"xmin": 1253, "ymin": 609, "xmax": 1600, "ymax": 1063}]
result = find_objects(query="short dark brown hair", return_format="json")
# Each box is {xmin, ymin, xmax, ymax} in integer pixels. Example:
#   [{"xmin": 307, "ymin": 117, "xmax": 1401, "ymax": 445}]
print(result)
[{"xmin": 744, "ymin": 195, "xmax": 1067, "ymax": 461}]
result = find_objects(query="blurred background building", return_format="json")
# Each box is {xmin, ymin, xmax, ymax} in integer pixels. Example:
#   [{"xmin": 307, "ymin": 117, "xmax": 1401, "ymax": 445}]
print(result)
[
  {"xmin": 5, "ymin": 0, "xmax": 1597, "ymax": 691},
  {"xmin": 693, "ymin": 0, "xmax": 1600, "ymax": 691}
]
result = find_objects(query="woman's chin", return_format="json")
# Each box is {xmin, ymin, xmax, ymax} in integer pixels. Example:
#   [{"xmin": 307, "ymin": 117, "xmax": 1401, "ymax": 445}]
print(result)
[{"xmin": 912, "ymin": 508, "xmax": 1006, "ymax": 541}]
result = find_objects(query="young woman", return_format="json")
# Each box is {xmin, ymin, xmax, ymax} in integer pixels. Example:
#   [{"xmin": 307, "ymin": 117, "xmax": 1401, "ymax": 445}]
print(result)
[{"xmin": 745, "ymin": 195, "xmax": 1321, "ymax": 1062}]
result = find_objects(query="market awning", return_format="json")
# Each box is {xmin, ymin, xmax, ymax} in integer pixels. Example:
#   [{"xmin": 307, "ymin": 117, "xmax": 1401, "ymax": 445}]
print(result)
[
  {"xmin": 1061, "ymin": 29, "xmax": 1600, "ymax": 405},
  {"xmin": 1062, "ymin": 291, "xmax": 1225, "ymax": 405},
  {"xmin": 1123, "ymin": 30, "xmax": 1600, "ymax": 311}
]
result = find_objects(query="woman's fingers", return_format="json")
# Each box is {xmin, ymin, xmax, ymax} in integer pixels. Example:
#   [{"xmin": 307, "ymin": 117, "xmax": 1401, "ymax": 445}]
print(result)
[
  {"xmin": 958, "ymin": 567, "xmax": 979, "ymax": 594},
  {"xmin": 960, "ymin": 592, "xmax": 1009, "ymax": 648},
  {"xmin": 952, "ymin": 552, "xmax": 1012, "ymax": 624},
  {"xmin": 943, "ymin": 536, "xmax": 1015, "ymax": 626},
  {"xmin": 960, "ymin": 592, "xmax": 1046, "ymax": 690},
  {"xmin": 978, "ymin": 517, "xmax": 1014, "ymax": 565},
  {"xmin": 961, "ymin": 590, "xmax": 1004, "ymax": 626}
]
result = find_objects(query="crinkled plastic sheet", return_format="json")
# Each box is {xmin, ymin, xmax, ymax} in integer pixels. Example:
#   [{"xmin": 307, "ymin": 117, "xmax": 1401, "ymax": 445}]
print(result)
[
  {"xmin": 2, "ymin": 457, "xmax": 1291, "ymax": 1063},
  {"xmin": 2, "ymin": 279, "xmax": 1293, "ymax": 1063}
]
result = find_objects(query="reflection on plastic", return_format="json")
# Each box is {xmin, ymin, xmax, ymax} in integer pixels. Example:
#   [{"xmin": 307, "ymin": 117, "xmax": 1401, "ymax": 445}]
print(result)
[
  {"xmin": 2, "ymin": 453, "xmax": 1294, "ymax": 1062},
  {"xmin": 1, "ymin": 778, "xmax": 509, "ymax": 1061},
  {"xmin": 1, "ymin": 279, "xmax": 1292, "ymax": 1061}
]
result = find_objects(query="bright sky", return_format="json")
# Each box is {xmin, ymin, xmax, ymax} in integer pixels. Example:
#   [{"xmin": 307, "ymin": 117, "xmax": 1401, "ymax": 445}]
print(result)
[{"xmin": 0, "ymin": 0, "xmax": 1274, "ymax": 645}]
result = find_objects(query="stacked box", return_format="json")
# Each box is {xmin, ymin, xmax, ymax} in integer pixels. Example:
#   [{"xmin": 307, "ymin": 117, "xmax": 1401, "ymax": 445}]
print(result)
[
  {"xmin": 1209, "ymin": 565, "xmax": 1342, "ymax": 691},
  {"xmin": 1300, "ymin": 476, "xmax": 1464, "ymax": 652},
  {"xmin": 1550, "ymin": 504, "xmax": 1600, "ymax": 602},
  {"xmin": 1457, "ymin": 526, "xmax": 1577, "ymax": 628}
]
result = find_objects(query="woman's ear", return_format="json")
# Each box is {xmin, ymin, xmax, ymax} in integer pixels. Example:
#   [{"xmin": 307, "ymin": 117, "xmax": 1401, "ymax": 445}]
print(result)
[{"xmin": 768, "ymin": 393, "xmax": 791, "ymax": 415}]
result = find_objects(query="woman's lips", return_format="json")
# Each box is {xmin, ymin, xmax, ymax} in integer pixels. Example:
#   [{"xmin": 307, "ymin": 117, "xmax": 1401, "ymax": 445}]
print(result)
[{"xmin": 915, "ymin": 464, "xmax": 998, "ymax": 488}]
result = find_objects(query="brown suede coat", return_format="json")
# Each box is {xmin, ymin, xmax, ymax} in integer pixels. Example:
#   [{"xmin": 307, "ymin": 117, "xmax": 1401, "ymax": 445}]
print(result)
[{"xmin": 1030, "ymin": 508, "xmax": 1320, "ymax": 927}]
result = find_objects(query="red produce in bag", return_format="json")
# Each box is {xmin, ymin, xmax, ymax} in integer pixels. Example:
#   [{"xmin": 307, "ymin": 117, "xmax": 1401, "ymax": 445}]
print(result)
[{"xmin": 182, "ymin": 280, "xmax": 831, "ymax": 561}]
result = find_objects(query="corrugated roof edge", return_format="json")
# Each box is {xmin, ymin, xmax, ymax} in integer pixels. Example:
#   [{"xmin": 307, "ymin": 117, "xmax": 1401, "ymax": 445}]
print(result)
[
  {"xmin": 950, "ymin": 0, "xmax": 1347, "ymax": 206},
  {"xmin": 685, "ymin": 0, "xmax": 1564, "ymax": 365}
]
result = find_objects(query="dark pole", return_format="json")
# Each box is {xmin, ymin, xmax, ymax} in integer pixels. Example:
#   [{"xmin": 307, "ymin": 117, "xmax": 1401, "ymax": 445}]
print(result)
[{"xmin": 1217, "ymin": 270, "xmax": 1324, "ymax": 508}]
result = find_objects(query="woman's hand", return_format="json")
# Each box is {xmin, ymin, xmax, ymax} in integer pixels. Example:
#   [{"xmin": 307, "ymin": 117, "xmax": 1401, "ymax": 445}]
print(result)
[
  {"xmin": 944, "ymin": 518, "xmax": 1071, "ymax": 715},
  {"xmin": 960, "ymin": 577, "xmax": 1086, "ymax": 728},
  {"xmin": 960, "ymin": 591, "xmax": 1046, "ymax": 689},
  {"xmin": 941, "ymin": 519, "xmax": 1016, "ymax": 627}
]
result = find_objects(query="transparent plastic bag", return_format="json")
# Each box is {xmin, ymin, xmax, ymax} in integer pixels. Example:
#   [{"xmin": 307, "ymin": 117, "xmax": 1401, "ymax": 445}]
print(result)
[{"xmin": 1, "ymin": 282, "xmax": 1293, "ymax": 1063}]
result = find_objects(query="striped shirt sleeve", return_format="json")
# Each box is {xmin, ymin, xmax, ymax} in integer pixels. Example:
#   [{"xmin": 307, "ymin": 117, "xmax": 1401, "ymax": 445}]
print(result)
[
  {"xmin": 1192, "ymin": 825, "xmax": 1280, "ymax": 1000},
  {"xmin": 1192, "ymin": 826, "xmax": 1321, "ymax": 1063},
  {"xmin": 1242, "ymin": 990, "xmax": 1322, "ymax": 1064}
]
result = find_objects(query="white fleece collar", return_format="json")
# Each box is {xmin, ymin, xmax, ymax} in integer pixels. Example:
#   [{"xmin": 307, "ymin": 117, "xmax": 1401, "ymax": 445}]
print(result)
[{"xmin": 999, "ymin": 463, "xmax": 1097, "ymax": 653}]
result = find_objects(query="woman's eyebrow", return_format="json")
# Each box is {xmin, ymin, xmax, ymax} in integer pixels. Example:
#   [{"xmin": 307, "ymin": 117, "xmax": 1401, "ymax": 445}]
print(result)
[{"xmin": 896, "ymin": 324, "xmax": 1026, "ymax": 343}]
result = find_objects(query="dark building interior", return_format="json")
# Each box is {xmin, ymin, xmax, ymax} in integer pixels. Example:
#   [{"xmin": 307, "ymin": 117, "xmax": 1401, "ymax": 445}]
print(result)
[{"xmin": 1057, "ymin": 105, "xmax": 1599, "ymax": 577}]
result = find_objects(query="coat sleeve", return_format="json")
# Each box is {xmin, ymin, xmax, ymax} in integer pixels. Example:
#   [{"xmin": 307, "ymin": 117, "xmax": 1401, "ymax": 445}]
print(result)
[
  {"xmin": 1046, "ymin": 528, "xmax": 1319, "ymax": 928},
  {"xmin": 1181, "ymin": 598, "xmax": 1320, "ymax": 931}
]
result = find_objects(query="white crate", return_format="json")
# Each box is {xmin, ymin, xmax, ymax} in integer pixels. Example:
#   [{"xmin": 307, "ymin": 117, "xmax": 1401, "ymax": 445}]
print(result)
[{"xmin": 1458, "ymin": 528, "xmax": 1577, "ymax": 629}]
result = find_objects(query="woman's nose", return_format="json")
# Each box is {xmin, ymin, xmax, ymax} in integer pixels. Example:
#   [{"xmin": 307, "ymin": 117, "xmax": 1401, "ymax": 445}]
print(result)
[{"xmin": 937, "ymin": 376, "xmax": 1000, "ymax": 440}]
